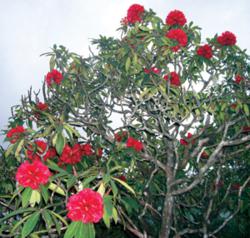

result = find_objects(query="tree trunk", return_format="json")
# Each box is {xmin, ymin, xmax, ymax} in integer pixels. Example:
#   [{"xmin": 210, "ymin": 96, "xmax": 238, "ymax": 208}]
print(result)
[
  {"xmin": 159, "ymin": 140, "xmax": 175, "ymax": 238},
  {"xmin": 159, "ymin": 193, "xmax": 174, "ymax": 238}
]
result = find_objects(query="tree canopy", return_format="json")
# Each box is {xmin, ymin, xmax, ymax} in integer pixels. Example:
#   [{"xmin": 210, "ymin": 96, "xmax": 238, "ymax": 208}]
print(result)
[{"xmin": 0, "ymin": 4, "xmax": 250, "ymax": 238}]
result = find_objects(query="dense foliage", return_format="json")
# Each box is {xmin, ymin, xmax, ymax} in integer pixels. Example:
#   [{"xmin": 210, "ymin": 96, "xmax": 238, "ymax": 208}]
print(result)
[{"xmin": 0, "ymin": 4, "xmax": 250, "ymax": 238}]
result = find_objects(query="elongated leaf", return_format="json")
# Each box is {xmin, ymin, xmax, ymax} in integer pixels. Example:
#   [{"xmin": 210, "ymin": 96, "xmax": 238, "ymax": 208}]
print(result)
[
  {"xmin": 22, "ymin": 187, "xmax": 32, "ymax": 208},
  {"xmin": 29, "ymin": 190, "xmax": 41, "ymax": 207},
  {"xmin": 104, "ymin": 195, "xmax": 113, "ymax": 216},
  {"xmin": 21, "ymin": 212, "xmax": 40, "ymax": 238},
  {"xmin": 42, "ymin": 210, "xmax": 53, "ymax": 229},
  {"xmin": 64, "ymin": 222, "xmax": 79, "ymax": 238},
  {"xmin": 112, "ymin": 177, "xmax": 136, "ymax": 195},
  {"xmin": 55, "ymin": 133, "xmax": 65, "ymax": 155},
  {"xmin": 48, "ymin": 182, "xmax": 66, "ymax": 196},
  {"xmin": 41, "ymin": 185, "xmax": 49, "ymax": 203}
]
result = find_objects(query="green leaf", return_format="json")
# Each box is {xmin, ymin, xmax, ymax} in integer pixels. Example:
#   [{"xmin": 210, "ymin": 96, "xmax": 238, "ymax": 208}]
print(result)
[
  {"xmin": 22, "ymin": 187, "xmax": 32, "ymax": 208},
  {"xmin": 243, "ymin": 104, "xmax": 249, "ymax": 116},
  {"xmin": 42, "ymin": 210, "xmax": 53, "ymax": 229},
  {"xmin": 48, "ymin": 182, "xmax": 66, "ymax": 196},
  {"xmin": 64, "ymin": 222, "xmax": 79, "ymax": 238},
  {"xmin": 41, "ymin": 185, "xmax": 49, "ymax": 203},
  {"xmin": 82, "ymin": 176, "xmax": 96, "ymax": 188},
  {"xmin": 112, "ymin": 207, "xmax": 118, "ymax": 224},
  {"xmin": 55, "ymin": 133, "xmax": 65, "ymax": 155},
  {"xmin": 112, "ymin": 177, "xmax": 136, "ymax": 195},
  {"xmin": 103, "ymin": 209, "xmax": 111, "ymax": 228},
  {"xmin": 110, "ymin": 180, "xmax": 118, "ymax": 197},
  {"xmin": 104, "ymin": 195, "xmax": 113, "ymax": 216},
  {"xmin": 21, "ymin": 212, "xmax": 40, "ymax": 238},
  {"xmin": 125, "ymin": 57, "xmax": 131, "ymax": 72}
]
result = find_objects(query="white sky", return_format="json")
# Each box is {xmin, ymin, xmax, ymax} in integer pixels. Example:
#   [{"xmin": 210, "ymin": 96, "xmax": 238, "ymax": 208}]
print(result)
[{"xmin": 0, "ymin": 0, "xmax": 250, "ymax": 145}]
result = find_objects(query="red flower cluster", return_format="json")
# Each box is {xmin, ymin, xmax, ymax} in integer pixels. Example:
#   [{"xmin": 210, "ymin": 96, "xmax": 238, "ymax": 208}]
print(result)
[
  {"xmin": 144, "ymin": 67, "xmax": 161, "ymax": 74},
  {"xmin": 45, "ymin": 69, "xmax": 63, "ymax": 87},
  {"xmin": 165, "ymin": 10, "xmax": 186, "ymax": 26},
  {"xmin": 165, "ymin": 29, "xmax": 188, "ymax": 52},
  {"xmin": 27, "ymin": 140, "xmax": 57, "ymax": 161},
  {"xmin": 6, "ymin": 126, "xmax": 26, "ymax": 144},
  {"xmin": 235, "ymin": 74, "xmax": 244, "ymax": 84},
  {"xmin": 81, "ymin": 143, "xmax": 93, "ymax": 156},
  {"xmin": 197, "ymin": 44, "xmax": 213, "ymax": 59},
  {"xmin": 36, "ymin": 102, "xmax": 48, "ymax": 111},
  {"xmin": 180, "ymin": 132, "xmax": 193, "ymax": 146},
  {"xmin": 66, "ymin": 188, "xmax": 104, "ymax": 223},
  {"xmin": 164, "ymin": 72, "xmax": 181, "ymax": 86},
  {"xmin": 127, "ymin": 4, "xmax": 144, "ymax": 24},
  {"xmin": 60, "ymin": 144, "xmax": 82, "ymax": 165},
  {"xmin": 126, "ymin": 137, "xmax": 143, "ymax": 152},
  {"xmin": 16, "ymin": 160, "xmax": 52, "ymax": 190},
  {"xmin": 115, "ymin": 131, "xmax": 128, "ymax": 142},
  {"xmin": 217, "ymin": 31, "xmax": 236, "ymax": 46}
]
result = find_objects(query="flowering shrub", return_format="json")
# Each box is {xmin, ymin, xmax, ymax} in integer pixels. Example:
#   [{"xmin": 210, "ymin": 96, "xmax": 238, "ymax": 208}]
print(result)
[{"xmin": 1, "ymin": 3, "xmax": 249, "ymax": 238}]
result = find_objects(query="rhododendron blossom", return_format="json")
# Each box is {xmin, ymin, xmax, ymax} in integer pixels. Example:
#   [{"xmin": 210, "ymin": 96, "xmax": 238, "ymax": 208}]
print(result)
[
  {"xmin": 235, "ymin": 75, "xmax": 244, "ymax": 84},
  {"xmin": 180, "ymin": 133, "xmax": 193, "ymax": 146},
  {"xmin": 127, "ymin": 4, "xmax": 144, "ymax": 24},
  {"xmin": 144, "ymin": 67, "xmax": 161, "ymax": 74},
  {"xmin": 6, "ymin": 126, "xmax": 26, "ymax": 144},
  {"xmin": 27, "ymin": 140, "xmax": 56, "ymax": 161},
  {"xmin": 217, "ymin": 31, "xmax": 236, "ymax": 46},
  {"xmin": 60, "ymin": 144, "xmax": 82, "ymax": 164},
  {"xmin": 126, "ymin": 137, "xmax": 143, "ymax": 151},
  {"xmin": 165, "ymin": 29, "xmax": 188, "ymax": 52},
  {"xmin": 45, "ymin": 69, "xmax": 63, "ymax": 87},
  {"xmin": 66, "ymin": 188, "xmax": 104, "ymax": 223},
  {"xmin": 115, "ymin": 131, "xmax": 128, "ymax": 142},
  {"xmin": 81, "ymin": 143, "xmax": 93, "ymax": 156},
  {"xmin": 197, "ymin": 44, "xmax": 213, "ymax": 59},
  {"xmin": 16, "ymin": 160, "xmax": 52, "ymax": 190},
  {"xmin": 36, "ymin": 102, "xmax": 48, "ymax": 111},
  {"xmin": 164, "ymin": 72, "xmax": 181, "ymax": 86},
  {"xmin": 165, "ymin": 10, "xmax": 186, "ymax": 26}
]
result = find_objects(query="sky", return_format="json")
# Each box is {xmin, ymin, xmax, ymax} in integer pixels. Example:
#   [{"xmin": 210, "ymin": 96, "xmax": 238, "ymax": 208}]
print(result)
[{"xmin": 0, "ymin": 0, "xmax": 249, "ymax": 146}]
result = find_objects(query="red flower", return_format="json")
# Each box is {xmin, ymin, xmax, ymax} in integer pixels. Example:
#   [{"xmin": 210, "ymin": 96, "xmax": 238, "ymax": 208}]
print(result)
[
  {"xmin": 165, "ymin": 10, "xmax": 187, "ymax": 26},
  {"xmin": 164, "ymin": 72, "xmax": 181, "ymax": 86},
  {"xmin": 144, "ymin": 67, "xmax": 161, "ymax": 74},
  {"xmin": 180, "ymin": 133, "xmax": 193, "ymax": 146},
  {"xmin": 115, "ymin": 131, "xmax": 128, "ymax": 142},
  {"xmin": 197, "ymin": 44, "xmax": 213, "ymax": 59},
  {"xmin": 126, "ymin": 137, "xmax": 143, "ymax": 152},
  {"xmin": 36, "ymin": 102, "xmax": 48, "ymax": 111},
  {"xmin": 6, "ymin": 126, "xmax": 26, "ymax": 144},
  {"xmin": 165, "ymin": 29, "xmax": 188, "ymax": 52},
  {"xmin": 45, "ymin": 69, "xmax": 63, "ymax": 87},
  {"xmin": 217, "ymin": 31, "xmax": 236, "ymax": 46},
  {"xmin": 81, "ymin": 143, "xmax": 93, "ymax": 156},
  {"xmin": 27, "ymin": 140, "xmax": 57, "ymax": 161},
  {"xmin": 66, "ymin": 188, "xmax": 104, "ymax": 223},
  {"xmin": 235, "ymin": 74, "xmax": 244, "ymax": 84},
  {"xmin": 16, "ymin": 160, "xmax": 52, "ymax": 190},
  {"xmin": 127, "ymin": 4, "xmax": 144, "ymax": 24},
  {"xmin": 60, "ymin": 144, "xmax": 82, "ymax": 165}
]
